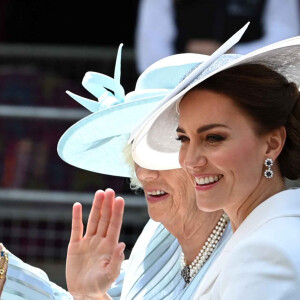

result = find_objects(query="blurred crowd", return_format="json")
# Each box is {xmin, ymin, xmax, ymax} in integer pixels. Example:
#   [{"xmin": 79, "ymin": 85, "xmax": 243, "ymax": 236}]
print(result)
[{"xmin": 135, "ymin": 0, "xmax": 300, "ymax": 73}]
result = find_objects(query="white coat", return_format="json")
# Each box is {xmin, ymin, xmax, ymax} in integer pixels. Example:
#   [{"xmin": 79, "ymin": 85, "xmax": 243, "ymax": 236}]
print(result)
[{"xmin": 193, "ymin": 188, "xmax": 300, "ymax": 299}]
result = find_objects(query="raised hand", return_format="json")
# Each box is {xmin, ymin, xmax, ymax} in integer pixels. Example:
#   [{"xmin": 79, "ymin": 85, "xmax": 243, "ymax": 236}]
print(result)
[{"xmin": 66, "ymin": 188, "xmax": 125, "ymax": 300}]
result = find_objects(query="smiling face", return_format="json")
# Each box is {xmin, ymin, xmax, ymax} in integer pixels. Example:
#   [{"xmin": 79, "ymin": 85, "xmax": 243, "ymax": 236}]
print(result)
[
  {"xmin": 134, "ymin": 164, "xmax": 197, "ymax": 224},
  {"xmin": 177, "ymin": 89, "xmax": 272, "ymax": 214}
]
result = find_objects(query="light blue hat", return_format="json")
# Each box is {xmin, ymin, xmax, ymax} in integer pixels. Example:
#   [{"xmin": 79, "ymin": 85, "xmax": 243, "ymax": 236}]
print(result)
[{"xmin": 57, "ymin": 44, "xmax": 211, "ymax": 177}]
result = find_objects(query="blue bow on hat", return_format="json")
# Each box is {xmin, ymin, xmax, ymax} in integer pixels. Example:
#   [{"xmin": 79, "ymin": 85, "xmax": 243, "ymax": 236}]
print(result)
[
  {"xmin": 57, "ymin": 44, "xmax": 215, "ymax": 177},
  {"xmin": 65, "ymin": 44, "xmax": 125, "ymax": 113}
]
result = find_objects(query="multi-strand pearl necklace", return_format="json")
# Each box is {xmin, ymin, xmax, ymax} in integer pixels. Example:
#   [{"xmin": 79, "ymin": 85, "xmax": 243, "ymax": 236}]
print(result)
[{"xmin": 180, "ymin": 213, "xmax": 229, "ymax": 284}]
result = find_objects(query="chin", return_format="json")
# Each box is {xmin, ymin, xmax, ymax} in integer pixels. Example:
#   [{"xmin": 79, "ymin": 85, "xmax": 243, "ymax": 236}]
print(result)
[
  {"xmin": 196, "ymin": 198, "xmax": 222, "ymax": 213},
  {"xmin": 147, "ymin": 208, "xmax": 163, "ymax": 222},
  {"xmin": 149, "ymin": 215, "xmax": 162, "ymax": 222}
]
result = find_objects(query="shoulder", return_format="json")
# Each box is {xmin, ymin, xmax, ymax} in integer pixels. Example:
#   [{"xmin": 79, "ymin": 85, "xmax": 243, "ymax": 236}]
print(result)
[
  {"xmin": 217, "ymin": 216, "xmax": 300, "ymax": 300},
  {"xmin": 232, "ymin": 215, "xmax": 300, "ymax": 272}
]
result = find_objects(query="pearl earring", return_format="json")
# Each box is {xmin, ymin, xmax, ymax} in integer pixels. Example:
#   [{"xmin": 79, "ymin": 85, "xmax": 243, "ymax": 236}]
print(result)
[{"xmin": 264, "ymin": 158, "xmax": 274, "ymax": 179}]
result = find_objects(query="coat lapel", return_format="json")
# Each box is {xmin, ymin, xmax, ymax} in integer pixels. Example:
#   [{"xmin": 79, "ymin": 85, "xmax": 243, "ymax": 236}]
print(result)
[{"xmin": 193, "ymin": 188, "xmax": 300, "ymax": 299}]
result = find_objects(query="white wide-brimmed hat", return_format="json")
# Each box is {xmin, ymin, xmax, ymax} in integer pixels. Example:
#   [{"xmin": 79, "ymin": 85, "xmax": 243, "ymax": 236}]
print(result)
[
  {"xmin": 130, "ymin": 24, "xmax": 300, "ymax": 171},
  {"xmin": 57, "ymin": 44, "xmax": 218, "ymax": 177}
]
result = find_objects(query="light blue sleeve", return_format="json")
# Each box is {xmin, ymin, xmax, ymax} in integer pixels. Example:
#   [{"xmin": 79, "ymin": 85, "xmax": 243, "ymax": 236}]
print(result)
[
  {"xmin": 2, "ymin": 250, "xmax": 128, "ymax": 300},
  {"xmin": 107, "ymin": 260, "xmax": 128, "ymax": 300},
  {"xmin": 2, "ymin": 251, "xmax": 73, "ymax": 300}
]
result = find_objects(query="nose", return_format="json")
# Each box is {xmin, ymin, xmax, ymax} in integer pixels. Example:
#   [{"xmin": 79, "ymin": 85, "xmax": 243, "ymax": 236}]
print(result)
[
  {"xmin": 180, "ymin": 143, "xmax": 207, "ymax": 171},
  {"xmin": 135, "ymin": 164, "xmax": 159, "ymax": 182}
]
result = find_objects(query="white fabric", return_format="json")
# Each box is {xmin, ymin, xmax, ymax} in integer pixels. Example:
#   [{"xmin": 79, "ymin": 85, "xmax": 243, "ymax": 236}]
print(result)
[
  {"xmin": 135, "ymin": 0, "xmax": 176, "ymax": 73},
  {"xmin": 135, "ymin": 0, "xmax": 300, "ymax": 73},
  {"xmin": 193, "ymin": 188, "xmax": 300, "ymax": 299}
]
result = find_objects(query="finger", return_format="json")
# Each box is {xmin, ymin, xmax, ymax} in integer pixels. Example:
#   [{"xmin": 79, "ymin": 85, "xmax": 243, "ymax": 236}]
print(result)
[
  {"xmin": 85, "ymin": 190, "xmax": 105, "ymax": 237},
  {"xmin": 70, "ymin": 202, "xmax": 83, "ymax": 243},
  {"xmin": 106, "ymin": 197, "xmax": 125, "ymax": 244},
  {"xmin": 106, "ymin": 242, "xmax": 126, "ymax": 280},
  {"xmin": 97, "ymin": 188, "xmax": 115, "ymax": 237}
]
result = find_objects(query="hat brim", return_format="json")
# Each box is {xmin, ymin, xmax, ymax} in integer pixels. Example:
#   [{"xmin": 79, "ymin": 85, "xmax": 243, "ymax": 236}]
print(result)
[
  {"xmin": 132, "ymin": 36, "xmax": 300, "ymax": 170},
  {"xmin": 58, "ymin": 96, "xmax": 164, "ymax": 177}
]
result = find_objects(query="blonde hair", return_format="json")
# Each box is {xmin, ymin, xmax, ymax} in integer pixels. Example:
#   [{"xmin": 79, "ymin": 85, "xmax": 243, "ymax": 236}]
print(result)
[{"xmin": 122, "ymin": 142, "xmax": 143, "ymax": 190}]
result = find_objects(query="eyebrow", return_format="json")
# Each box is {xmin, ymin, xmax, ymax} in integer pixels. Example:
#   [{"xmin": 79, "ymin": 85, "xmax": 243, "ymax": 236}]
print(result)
[{"xmin": 176, "ymin": 123, "xmax": 229, "ymax": 134}]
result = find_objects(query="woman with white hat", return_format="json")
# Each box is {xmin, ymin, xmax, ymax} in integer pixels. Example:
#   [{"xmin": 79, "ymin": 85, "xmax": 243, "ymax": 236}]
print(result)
[{"xmin": 131, "ymin": 23, "xmax": 300, "ymax": 299}]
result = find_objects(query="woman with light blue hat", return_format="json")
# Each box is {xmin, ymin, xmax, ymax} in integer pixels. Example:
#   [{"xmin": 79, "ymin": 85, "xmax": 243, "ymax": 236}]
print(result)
[
  {"xmin": 57, "ymin": 41, "xmax": 237, "ymax": 299},
  {"xmin": 0, "ymin": 43, "xmax": 231, "ymax": 300}
]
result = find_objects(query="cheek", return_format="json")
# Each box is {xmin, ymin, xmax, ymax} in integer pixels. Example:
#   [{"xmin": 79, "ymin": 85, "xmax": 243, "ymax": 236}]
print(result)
[
  {"xmin": 216, "ymin": 141, "xmax": 262, "ymax": 180},
  {"xmin": 170, "ymin": 173, "xmax": 194, "ymax": 201},
  {"xmin": 172, "ymin": 177, "xmax": 196, "ymax": 209}
]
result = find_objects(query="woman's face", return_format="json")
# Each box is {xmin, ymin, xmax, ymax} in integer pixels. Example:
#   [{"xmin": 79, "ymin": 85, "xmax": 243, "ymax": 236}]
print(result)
[
  {"xmin": 177, "ymin": 89, "xmax": 269, "ymax": 213},
  {"xmin": 134, "ymin": 164, "xmax": 196, "ymax": 223}
]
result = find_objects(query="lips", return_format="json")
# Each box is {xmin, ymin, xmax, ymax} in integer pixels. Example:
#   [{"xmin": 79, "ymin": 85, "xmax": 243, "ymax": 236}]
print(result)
[
  {"xmin": 147, "ymin": 190, "xmax": 167, "ymax": 196},
  {"xmin": 146, "ymin": 189, "xmax": 169, "ymax": 203},
  {"xmin": 195, "ymin": 175, "xmax": 223, "ymax": 186}
]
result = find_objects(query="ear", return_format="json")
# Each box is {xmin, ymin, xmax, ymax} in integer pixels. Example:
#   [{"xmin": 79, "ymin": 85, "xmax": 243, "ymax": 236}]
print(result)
[{"xmin": 264, "ymin": 126, "xmax": 286, "ymax": 160}]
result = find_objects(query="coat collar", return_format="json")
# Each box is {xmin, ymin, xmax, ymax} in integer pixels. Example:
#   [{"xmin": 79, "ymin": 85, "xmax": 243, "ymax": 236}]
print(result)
[{"xmin": 193, "ymin": 188, "xmax": 300, "ymax": 298}]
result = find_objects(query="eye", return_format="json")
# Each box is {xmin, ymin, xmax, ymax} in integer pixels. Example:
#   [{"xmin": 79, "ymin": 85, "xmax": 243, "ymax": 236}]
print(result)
[
  {"xmin": 206, "ymin": 134, "xmax": 225, "ymax": 144},
  {"xmin": 176, "ymin": 135, "xmax": 189, "ymax": 143}
]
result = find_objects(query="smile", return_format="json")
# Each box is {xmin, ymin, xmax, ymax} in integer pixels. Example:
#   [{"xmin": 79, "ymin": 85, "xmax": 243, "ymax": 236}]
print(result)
[
  {"xmin": 195, "ymin": 175, "xmax": 223, "ymax": 186},
  {"xmin": 146, "ymin": 190, "xmax": 169, "ymax": 203},
  {"xmin": 147, "ymin": 190, "xmax": 167, "ymax": 196}
]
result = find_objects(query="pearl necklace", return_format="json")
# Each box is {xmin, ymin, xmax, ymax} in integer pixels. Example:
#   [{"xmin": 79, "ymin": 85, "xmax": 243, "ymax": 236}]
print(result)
[{"xmin": 180, "ymin": 213, "xmax": 229, "ymax": 284}]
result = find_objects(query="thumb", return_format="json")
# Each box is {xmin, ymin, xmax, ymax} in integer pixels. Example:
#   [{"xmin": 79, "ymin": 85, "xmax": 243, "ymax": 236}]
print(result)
[{"xmin": 107, "ymin": 243, "xmax": 126, "ymax": 279}]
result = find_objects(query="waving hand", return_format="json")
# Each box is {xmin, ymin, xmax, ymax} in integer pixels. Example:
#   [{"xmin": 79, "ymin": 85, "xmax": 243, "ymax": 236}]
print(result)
[{"xmin": 66, "ymin": 188, "xmax": 125, "ymax": 300}]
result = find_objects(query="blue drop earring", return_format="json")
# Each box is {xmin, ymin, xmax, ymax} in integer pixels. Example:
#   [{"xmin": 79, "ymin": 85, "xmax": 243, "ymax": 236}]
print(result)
[{"xmin": 264, "ymin": 158, "xmax": 274, "ymax": 179}]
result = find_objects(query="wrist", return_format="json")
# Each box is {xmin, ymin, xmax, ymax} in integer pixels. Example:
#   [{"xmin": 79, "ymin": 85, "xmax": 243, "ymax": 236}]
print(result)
[
  {"xmin": 73, "ymin": 295, "xmax": 97, "ymax": 300},
  {"xmin": 0, "ymin": 247, "xmax": 8, "ymax": 294},
  {"xmin": 72, "ymin": 293, "xmax": 112, "ymax": 300}
]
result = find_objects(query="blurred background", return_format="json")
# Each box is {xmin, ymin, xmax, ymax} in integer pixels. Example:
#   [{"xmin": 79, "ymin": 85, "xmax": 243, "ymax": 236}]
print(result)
[{"xmin": 1, "ymin": 0, "xmax": 300, "ymax": 289}]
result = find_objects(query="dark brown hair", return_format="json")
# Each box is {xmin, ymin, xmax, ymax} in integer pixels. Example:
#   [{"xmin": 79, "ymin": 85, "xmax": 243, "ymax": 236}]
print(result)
[{"xmin": 194, "ymin": 63, "xmax": 300, "ymax": 180}]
